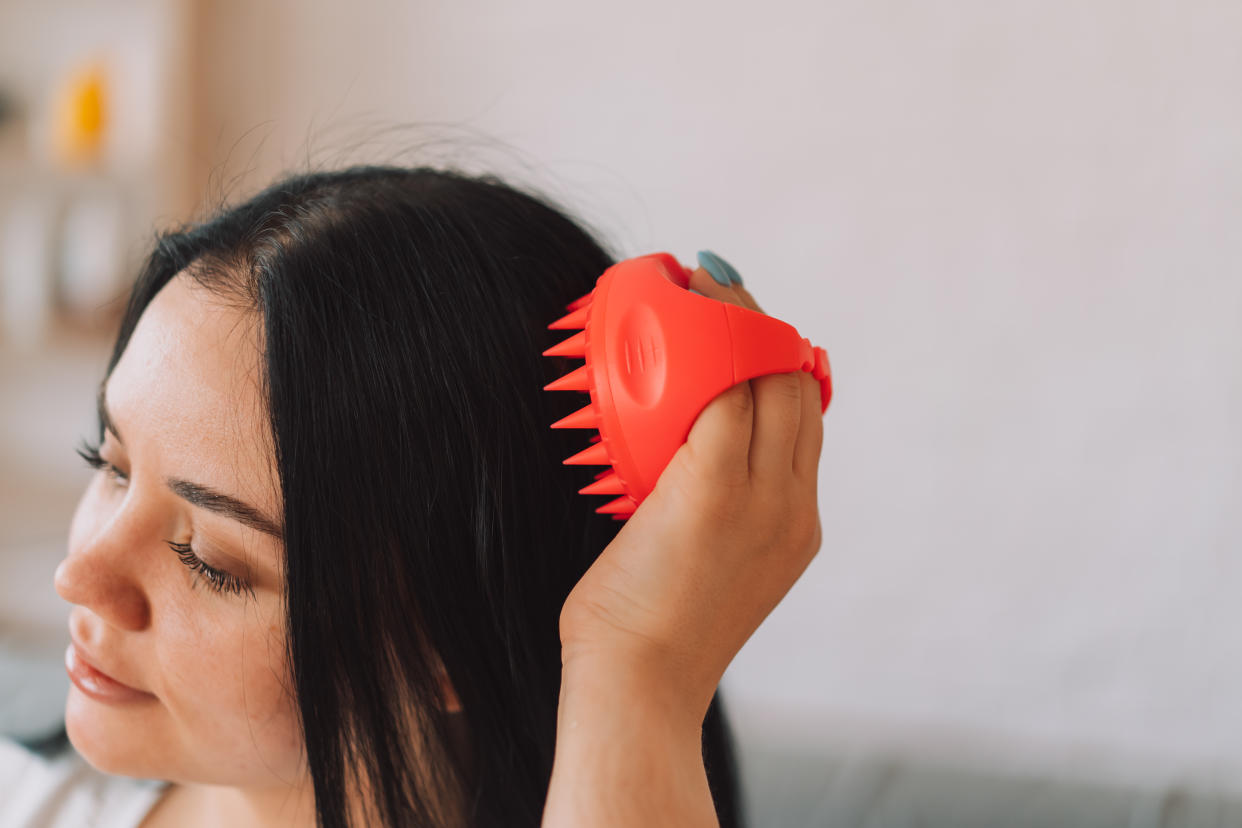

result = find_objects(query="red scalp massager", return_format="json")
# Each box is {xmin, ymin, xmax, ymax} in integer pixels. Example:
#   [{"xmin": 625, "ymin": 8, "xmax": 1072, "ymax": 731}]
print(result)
[{"xmin": 542, "ymin": 252, "xmax": 833, "ymax": 521}]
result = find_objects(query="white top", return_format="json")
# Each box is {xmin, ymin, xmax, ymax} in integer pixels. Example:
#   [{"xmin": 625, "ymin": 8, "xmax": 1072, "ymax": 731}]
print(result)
[{"xmin": 0, "ymin": 738, "xmax": 166, "ymax": 828}]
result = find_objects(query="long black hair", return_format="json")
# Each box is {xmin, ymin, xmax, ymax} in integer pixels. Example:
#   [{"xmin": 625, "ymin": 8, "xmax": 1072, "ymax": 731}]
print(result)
[{"xmin": 102, "ymin": 166, "xmax": 745, "ymax": 827}]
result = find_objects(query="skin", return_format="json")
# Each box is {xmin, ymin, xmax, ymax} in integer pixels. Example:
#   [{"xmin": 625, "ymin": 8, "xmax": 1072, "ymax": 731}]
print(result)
[
  {"xmin": 53, "ymin": 272, "xmax": 460, "ymax": 827},
  {"xmin": 53, "ymin": 259, "xmax": 821, "ymax": 827}
]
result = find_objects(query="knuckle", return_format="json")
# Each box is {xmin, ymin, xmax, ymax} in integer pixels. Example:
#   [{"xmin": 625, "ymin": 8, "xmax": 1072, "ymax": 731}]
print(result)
[
  {"xmin": 789, "ymin": 502, "xmax": 821, "ymax": 551},
  {"xmin": 756, "ymin": 373, "xmax": 803, "ymax": 432},
  {"xmin": 778, "ymin": 371, "xmax": 804, "ymax": 396},
  {"xmin": 799, "ymin": 369, "xmax": 819, "ymax": 397},
  {"xmin": 758, "ymin": 372, "xmax": 804, "ymax": 408},
  {"xmin": 668, "ymin": 447, "xmax": 750, "ymax": 512},
  {"xmin": 727, "ymin": 381, "xmax": 754, "ymax": 416}
]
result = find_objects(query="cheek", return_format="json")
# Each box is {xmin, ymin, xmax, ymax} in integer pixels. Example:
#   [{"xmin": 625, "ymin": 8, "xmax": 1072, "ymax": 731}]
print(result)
[
  {"xmin": 238, "ymin": 617, "xmax": 302, "ymax": 754},
  {"xmin": 158, "ymin": 600, "xmax": 304, "ymax": 780}
]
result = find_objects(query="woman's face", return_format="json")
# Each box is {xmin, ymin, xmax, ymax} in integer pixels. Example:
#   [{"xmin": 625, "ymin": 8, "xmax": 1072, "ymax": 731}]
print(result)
[{"xmin": 54, "ymin": 273, "xmax": 303, "ymax": 786}]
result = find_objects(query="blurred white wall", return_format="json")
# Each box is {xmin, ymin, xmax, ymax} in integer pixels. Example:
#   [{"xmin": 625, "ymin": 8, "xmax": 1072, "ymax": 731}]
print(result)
[{"xmin": 66, "ymin": 0, "xmax": 1242, "ymax": 793}]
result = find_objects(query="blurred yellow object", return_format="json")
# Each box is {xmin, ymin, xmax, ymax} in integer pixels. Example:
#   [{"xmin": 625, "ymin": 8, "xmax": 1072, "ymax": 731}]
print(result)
[{"xmin": 51, "ymin": 60, "xmax": 109, "ymax": 167}]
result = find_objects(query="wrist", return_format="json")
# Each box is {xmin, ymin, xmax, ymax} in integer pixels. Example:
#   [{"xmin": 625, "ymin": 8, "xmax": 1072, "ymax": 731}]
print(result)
[
  {"xmin": 559, "ymin": 650, "xmax": 705, "ymax": 738},
  {"xmin": 560, "ymin": 642, "xmax": 718, "ymax": 727},
  {"xmin": 545, "ymin": 652, "xmax": 719, "ymax": 827}
]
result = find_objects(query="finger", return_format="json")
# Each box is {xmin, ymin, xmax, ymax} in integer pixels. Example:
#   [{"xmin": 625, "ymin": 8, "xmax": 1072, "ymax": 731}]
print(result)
[
  {"xmin": 695, "ymin": 251, "xmax": 765, "ymax": 314},
  {"xmin": 682, "ymin": 379, "xmax": 754, "ymax": 490},
  {"xmin": 733, "ymin": 283, "xmax": 765, "ymax": 315},
  {"xmin": 792, "ymin": 368, "xmax": 824, "ymax": 483},
  {"xmin": 688, "ymin": 263, "xmax": 766, "ymax": 315},
  {"xmin": 748, "ymin": 371, "xmax": 804, "ymax": 483},
  {"xmin": 688, "ymin": 266, "xmax": 745, "ymax": 308}
]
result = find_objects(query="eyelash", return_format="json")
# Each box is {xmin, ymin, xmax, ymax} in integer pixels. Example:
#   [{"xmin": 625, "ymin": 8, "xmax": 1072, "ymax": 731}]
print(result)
[
  {"xmin": 166, "ymin": 541, "xmax": 252, "ymax": 597},
  {"xmin": 76, "ymin": 438, "xmax": 253, "ymax": 599},
  {"xmin": 76, "ymin": 439, "xmax": 127, "ymax": 484}
]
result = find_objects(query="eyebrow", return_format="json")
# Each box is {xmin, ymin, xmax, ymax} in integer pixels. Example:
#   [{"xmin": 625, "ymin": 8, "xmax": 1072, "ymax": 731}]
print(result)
[{"xmin": 97, "ymin": 382, "xmax": 284, "ymax": 540}]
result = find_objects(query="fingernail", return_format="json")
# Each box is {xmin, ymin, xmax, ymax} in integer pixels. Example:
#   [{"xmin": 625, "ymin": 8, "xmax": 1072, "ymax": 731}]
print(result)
[
  {"xmin": 697, "ymin": 249, "xmax": 744, "ymax": 287},
  {"xmin": 697, "ymin": 250, "xmax": 734, "ymax": 287}
]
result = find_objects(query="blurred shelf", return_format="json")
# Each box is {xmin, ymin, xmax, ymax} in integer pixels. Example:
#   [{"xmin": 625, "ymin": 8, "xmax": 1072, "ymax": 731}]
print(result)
[{"xmin": 0, "ymin": 317, "xmax": 115, "ymax": 550}]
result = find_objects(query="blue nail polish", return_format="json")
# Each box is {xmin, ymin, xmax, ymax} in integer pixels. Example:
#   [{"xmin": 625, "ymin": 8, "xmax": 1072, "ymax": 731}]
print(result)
[{"xmin": 697, "ymin": 250, "xmax": 734, "ymax": 287}]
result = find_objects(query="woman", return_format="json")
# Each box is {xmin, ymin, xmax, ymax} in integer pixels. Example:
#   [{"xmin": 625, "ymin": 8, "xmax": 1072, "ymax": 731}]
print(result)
[{"xmin": 3, "ymin": 165, "xmax": 824, "ymax": 826}]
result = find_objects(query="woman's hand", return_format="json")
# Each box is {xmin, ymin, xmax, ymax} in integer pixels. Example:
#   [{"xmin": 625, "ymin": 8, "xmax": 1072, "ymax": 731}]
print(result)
[
  {"xmin": 544, "ymin": 259, "xmax": 826, "ymax": 827},
  {"xmin": 557, "ymin": 262, "xmax": 826, "ymax": 722}
]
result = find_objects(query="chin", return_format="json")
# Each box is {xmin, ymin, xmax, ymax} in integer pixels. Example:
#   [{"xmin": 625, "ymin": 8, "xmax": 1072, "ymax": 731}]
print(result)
[{"xmin": 64, "ymin": 686, "xmax": 169, "ymax": 780}]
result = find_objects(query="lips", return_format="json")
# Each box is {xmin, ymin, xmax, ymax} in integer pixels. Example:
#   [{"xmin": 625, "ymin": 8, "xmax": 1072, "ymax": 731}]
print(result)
[{"xmin": 65, "ymin": 640, "xmax": 155, "ymax": 705}]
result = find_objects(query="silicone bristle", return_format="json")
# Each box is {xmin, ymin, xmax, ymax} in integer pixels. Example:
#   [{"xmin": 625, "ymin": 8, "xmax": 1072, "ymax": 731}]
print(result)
[
  {"xmin": 543, "ymin": 364, "xmax": 591, "ymax": 393},
  {"xmin": 566, "ymin": 290, "xmax": 595, "ymax": 311},
  {"xmin": 563, "ymin": 441, "xmax": 611, "ymax": 466},
  {"xmin": 547, "ymin": 304, "xmax": 590, "ymax": 330},
  {"xmin": 595, "ymin": 496, "xmax": 635, "ymax": 515},
  {"xmin": 541, "ymin": 329, "xmax": 588, "ymax": 359},
  {"xmin": 578, "ymin": 471, "xmax": 625, "ymax": 496},
  {"xmin": 550, "ymin": 404, "xmax": 600, "ymax": 430}
]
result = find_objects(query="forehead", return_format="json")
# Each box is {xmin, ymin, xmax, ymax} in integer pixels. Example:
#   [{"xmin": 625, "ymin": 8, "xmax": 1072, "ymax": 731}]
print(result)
[{"xmin": 107, "ymin": 273, "xmax": 276, "ymax": 511}]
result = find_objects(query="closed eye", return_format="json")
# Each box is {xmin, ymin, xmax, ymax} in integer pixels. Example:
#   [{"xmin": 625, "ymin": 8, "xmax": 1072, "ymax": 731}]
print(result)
[{"xmin": 77, "ymin": 439, "xmax": 128, "ymax": 485}]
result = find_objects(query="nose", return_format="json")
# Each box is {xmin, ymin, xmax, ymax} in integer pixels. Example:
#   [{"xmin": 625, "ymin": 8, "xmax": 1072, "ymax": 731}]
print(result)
[{"xmin": 55, "ymin": 528, "xmax": 152, "ymax": 633}]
